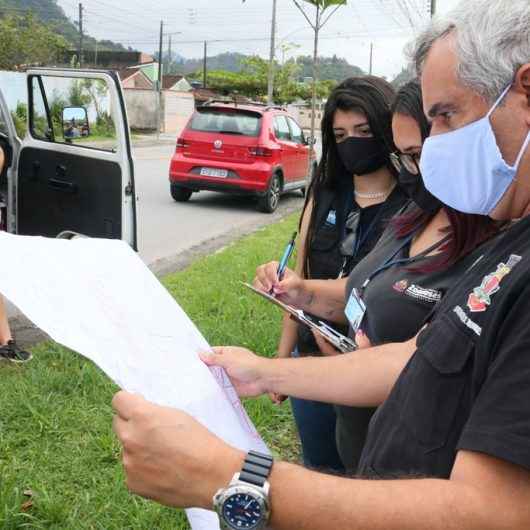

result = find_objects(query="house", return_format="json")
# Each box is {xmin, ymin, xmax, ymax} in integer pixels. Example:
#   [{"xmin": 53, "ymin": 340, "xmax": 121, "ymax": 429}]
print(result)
[
  {"xmin": 162, "ymin": 75, "xmax": 192, "ymax": 92},
  {"xmin": 133, "ymin": 61, "xmax": 160, "ymax": 83},
  {"xmin": 192, "ymin": 88, "xmax": 220, "ymax": 106},
  {"xmin": 118, "ymin": 68, "xmax": 154, "ymax": 89},
  {"xmin": 287, "ymin": 98, "xmax": 327, "ymax": 130}
]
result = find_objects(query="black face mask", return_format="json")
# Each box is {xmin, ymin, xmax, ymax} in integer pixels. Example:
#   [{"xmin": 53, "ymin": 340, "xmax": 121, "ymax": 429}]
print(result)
[
  {"xmin": 398, "ymin": 165, "xmax": 442, "ymax": 213},
  {"xmin": 336, "ymin": 136, "xmax": 388, "ymax": 176}
]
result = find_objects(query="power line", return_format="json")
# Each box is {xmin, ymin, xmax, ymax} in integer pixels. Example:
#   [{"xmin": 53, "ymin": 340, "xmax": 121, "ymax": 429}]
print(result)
[{"xmin": 110, "ymin": 28, "xmax": 411, "ymax": 47}]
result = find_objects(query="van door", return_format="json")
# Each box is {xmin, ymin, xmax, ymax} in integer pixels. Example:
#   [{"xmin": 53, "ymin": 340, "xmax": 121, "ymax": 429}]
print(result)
[
  {"xmin": 0, "ymin": 88, "xmax": 20, "ymax": 234},
  {"xmin": 15, "ymin": 68, "xmax": 137, "ymax": 249}
]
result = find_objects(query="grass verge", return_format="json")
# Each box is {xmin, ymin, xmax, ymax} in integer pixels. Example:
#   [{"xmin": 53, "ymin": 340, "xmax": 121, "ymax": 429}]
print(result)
[{"xmin": 0, "ymin": 213, "xmax": 300, "ymax": 529}]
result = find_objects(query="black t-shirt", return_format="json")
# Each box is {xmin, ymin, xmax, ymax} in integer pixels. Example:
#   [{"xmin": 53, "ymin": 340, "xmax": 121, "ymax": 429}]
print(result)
[
  {"xmin": 297, "ymin": 186, "xmax": 408, "ymax": 354},
  {"xmin": 344, "ymin": 207, "xmax": 475, "ymax": 345},
  {"xmin": 336, "ymin": 207, "xmax": 479, "ymax": 472},
  {"xmin": 358, "ymin": 215, "xmax": 530, "ymax": 479}
]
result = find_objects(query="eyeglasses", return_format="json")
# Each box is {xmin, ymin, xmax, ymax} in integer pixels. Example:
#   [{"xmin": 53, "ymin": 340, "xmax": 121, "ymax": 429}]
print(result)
[{"xmin": 390, "ymin": 152, "xmax": 421, "ymax": 175}]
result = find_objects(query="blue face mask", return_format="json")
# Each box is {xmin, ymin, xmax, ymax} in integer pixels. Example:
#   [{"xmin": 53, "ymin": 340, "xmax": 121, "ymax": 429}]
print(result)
[{"xmin": 419, "ymin": 85, "xmax": 530, "ymax": 215}]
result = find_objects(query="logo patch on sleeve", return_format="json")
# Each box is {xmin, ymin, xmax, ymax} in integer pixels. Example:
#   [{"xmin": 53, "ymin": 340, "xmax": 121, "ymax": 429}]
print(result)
[
  {"xmin": 467, "ymin": 255, "xmax": 522, "ymax": 312},
  {"xmin": 393, "ymin": 280, "xmax": 442, "ymax": 303}
]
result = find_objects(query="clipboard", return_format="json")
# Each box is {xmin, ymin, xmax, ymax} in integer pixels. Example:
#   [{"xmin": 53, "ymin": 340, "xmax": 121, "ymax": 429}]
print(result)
[{"xmin": 242, "ymin": 282, "xmax": 357, "ymax": 353}]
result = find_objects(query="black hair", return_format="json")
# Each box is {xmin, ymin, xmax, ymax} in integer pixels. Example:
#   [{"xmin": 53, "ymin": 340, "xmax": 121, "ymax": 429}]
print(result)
[
  {"xmin": 301, "ymin": 75, "xmax": 397, "ymax": 278},
  {"xmin": 391, "ymin": 79, "xmax": 431, "ymax": 141}
]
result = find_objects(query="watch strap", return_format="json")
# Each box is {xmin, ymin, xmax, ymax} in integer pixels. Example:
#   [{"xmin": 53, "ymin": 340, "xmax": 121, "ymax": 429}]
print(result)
[{"xmin": 239, "ymin": 450, "xmax": 273, "ymax": 488}]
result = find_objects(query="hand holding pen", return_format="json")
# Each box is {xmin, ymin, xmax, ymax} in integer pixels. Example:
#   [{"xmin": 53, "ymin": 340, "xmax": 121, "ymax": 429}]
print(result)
[{"xmin": 266, "ymin": 232, "xmax": 297, "ymax": 295}]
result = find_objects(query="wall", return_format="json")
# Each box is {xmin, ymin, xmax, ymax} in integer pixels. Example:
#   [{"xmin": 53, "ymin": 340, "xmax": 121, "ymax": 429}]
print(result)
[
  {"xmin": 164, "ymin": 91, "xmax": 194, "ymax": 135},
  {"xmin": 123, "ymin": 88, "xmax": 194, "ymax": 134},
  {"xmin": 123, "ymin": 88, "xmax": 158, "ymax": 130}
]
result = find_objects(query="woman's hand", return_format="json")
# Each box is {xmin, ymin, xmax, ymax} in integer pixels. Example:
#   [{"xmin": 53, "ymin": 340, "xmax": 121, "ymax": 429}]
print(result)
[
  {"xmin": 254, "ymin": 261, "xmax": 310, "ymax": 308},
  {"xmin": 312, "ymin": 331, "xmax": 342, "ymax": 357},
  {"xmin": 355, "ymin": 329, "xmax": 373, "ymax": 349}
]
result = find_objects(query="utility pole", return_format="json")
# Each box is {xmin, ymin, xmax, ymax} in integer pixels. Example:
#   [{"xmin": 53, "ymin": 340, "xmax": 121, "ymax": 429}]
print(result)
[
  {"xmin": 309, "ymin": 4, "xmax": 321, "ymax": 146},
  {"xmin": 431, "ymin": 0, "xmax": 436, "ymax": 16},
  {"xmin": 369, "ymin": 42, "xmax": 373, "ymax": 75},
  {"xmin": 168, "ymin": 35, "xmax": 172, "ymax": 75},
  {"xmin": 267, "ymin": 0, "xmax": 277, "ymax": 105},
  {"xmin": 156, "ymin": 20, "xmax": 164, "ymax": 140},
  {"xmin": 203, "ymin": 41, "xmax": 207, "ymax": 89},
  {"xmin": 94, "ymin": 41, "xmax": 99, "ymax": 67},
  {"xmin": 78, "ymin": 3, "xmax": 84, "ymax": 68}
]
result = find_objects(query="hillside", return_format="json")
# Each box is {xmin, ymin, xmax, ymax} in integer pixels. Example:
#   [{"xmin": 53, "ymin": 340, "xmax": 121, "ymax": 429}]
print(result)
[
  {"xmin": 0, "ymin": 0, "xmax": 127, "ymax": 51},
  {"xmin": 164, "ymin": 51, "xmax": 365, "ymax": 82}
]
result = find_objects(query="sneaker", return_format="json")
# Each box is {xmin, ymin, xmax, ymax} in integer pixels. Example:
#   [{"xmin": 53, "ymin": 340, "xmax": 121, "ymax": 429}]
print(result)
[{"xmin": 0, "ymin": 340, "xmax": 33, "ymax": 363}]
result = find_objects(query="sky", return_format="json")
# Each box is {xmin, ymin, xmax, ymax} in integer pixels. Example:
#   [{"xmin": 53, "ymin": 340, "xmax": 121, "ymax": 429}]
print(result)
[{"xmin": 56, "ymin": 0, "xmax": 461, "ymax": 80}]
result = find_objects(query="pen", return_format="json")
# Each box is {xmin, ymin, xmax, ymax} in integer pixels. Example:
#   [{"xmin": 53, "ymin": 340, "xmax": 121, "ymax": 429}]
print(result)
[{"xmin": 276, "ymin": 231, "xmax": 297, "ymax": 282}]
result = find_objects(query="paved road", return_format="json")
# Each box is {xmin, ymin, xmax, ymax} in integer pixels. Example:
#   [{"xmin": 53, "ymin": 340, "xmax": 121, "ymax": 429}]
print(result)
[{"xmin": 134, "ymin": 143, "xmax": 306, "ymax": 273}]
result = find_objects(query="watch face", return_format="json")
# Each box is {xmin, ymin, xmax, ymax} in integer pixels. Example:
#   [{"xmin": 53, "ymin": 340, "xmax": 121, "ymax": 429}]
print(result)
[{"xmin": 222, "ymin": 492, "xmax": 263, "ymax": 529}]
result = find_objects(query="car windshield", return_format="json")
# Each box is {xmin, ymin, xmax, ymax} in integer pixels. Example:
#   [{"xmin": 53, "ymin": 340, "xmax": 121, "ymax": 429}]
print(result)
[{"xmin": 190, "ymin": 108, "xmax": 261, "ymax": 137}]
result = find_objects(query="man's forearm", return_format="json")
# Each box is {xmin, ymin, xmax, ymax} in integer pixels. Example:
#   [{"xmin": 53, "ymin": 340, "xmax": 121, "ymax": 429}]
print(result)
[
  {"xmin": 261, "ymin": 338, "xmax": 416, "ymax": 407},
  {"xmin": 267, "ymin": 461, "xmax": 519, "ymax": 530}
]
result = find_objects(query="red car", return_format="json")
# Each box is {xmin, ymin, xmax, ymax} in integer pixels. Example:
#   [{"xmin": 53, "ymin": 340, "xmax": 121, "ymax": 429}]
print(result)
[{"xmin": 169, "ymin": 101, "xmax": 316, "ymax": 212}]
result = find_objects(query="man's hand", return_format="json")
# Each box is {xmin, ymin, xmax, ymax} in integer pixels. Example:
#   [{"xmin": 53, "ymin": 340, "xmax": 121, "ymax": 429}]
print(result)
[
  {"xmin": 254, "ymin": 261, "xmax": 310, "ymax": 308},
  {"xmin": 200, "ymin": 347, "xmax": 270, "ymax": 397},
  {"xmin": 112, "ymin": 391, "xmax": 243, "ymax": 509}
]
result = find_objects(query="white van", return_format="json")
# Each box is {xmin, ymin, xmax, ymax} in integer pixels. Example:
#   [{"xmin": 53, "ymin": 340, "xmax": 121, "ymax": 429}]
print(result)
[{"xmin": 0, "ymin": 68, "xmax": 137, "ymax": 248}]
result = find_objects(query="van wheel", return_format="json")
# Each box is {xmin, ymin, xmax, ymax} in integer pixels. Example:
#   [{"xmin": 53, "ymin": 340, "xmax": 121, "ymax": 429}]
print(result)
[
  {"xmin": 258, "ymin": 174, "xmax": 281, "ymax": 213},
  {"xmin": 171, "ymin": 185, "xmax": 192, "ymax": 202}
]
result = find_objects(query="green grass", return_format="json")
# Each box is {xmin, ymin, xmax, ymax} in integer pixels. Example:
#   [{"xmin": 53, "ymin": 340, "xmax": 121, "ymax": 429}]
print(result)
[{"xmin": 0, "ymin": 214, "xmax": 301, "ymax": 529}]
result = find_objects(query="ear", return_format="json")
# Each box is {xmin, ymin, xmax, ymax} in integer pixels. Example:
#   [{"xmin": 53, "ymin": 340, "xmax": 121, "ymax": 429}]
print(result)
[{"xmin": 515, "ymin": 63, "xmax": 530, "ymax": 125}]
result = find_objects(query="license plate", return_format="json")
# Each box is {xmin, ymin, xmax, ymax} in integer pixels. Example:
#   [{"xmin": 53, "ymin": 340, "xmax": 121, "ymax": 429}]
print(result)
[{"xmin": 200, "ymin": 167, "xmax": 228, "ymax": 178}]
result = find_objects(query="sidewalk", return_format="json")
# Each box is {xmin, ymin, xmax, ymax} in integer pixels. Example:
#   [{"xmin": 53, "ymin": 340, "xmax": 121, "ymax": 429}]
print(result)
[{"xmin": 132, "ymin": 133, "xmax": 176, "ymax": 148}]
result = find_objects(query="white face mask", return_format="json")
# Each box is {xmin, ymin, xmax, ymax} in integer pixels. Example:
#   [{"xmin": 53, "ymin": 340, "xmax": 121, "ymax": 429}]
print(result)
[{"xmin": 419, "ymin": 85, "xmax": 530, "ymax": 215}]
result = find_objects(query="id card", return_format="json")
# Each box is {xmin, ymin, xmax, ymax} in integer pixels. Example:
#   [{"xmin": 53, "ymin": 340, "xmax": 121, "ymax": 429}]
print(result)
[{"xmin": 345, "ymin": 288, "xmax": 366, "ymax": 333}]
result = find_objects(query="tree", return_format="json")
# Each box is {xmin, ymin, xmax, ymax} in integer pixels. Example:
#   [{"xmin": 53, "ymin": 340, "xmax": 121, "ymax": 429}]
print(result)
[
  {"xmin": 292, "ymin": 0, "xmax": 347, "ymax": 141},
  {"xmin": 0, "ymin": 14, "xmax": 68, "ymax": 70}
]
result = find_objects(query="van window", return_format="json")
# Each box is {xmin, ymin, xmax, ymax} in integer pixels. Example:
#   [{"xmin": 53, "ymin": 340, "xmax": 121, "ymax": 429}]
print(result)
[{"xmin": 29, "ymin": 74, "xmax": 118, "ymax": 152}]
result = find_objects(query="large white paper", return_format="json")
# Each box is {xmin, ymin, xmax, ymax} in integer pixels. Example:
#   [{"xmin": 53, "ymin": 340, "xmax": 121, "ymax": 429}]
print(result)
[{"xmin": 0, "ymin": 232, "xmax": 268, "ymax": 529}]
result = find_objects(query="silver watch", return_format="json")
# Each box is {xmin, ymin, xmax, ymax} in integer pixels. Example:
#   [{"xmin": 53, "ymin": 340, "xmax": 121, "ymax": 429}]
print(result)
[{"xmin": 213, "ymin": 450, "xmax": 273, "ymax": 530}]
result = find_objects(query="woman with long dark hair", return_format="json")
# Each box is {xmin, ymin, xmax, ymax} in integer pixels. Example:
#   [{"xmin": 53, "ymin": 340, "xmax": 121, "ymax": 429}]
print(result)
[
  {"xmin": 272, "ymin": 76, "xmax": 408, "ymax": 472},
  {"xmin": 255, "ymin": 79, "xmax": 502, "ymax": 473}
]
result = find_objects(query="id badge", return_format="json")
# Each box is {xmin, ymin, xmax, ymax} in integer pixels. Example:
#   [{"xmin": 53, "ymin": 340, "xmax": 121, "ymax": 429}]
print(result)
[{"xmin": 345, "ymin": 288, "xmax": 366, "ymax": 333}]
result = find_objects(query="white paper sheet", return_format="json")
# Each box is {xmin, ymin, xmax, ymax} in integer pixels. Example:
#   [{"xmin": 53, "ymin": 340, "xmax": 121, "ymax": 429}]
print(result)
[{"xmin": 0, "ymin": 232, "xmax": 268, "ymax": 529}]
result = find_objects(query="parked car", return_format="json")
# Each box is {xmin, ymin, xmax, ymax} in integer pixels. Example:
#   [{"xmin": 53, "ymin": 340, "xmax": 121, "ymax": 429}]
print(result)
[
  {"xmin": 169, "ymin": 100, "xmax": 317, "ymax": 213},
  {"xmin": 0, "ymin": 68, "xmax": 137, "ymax": 248}
]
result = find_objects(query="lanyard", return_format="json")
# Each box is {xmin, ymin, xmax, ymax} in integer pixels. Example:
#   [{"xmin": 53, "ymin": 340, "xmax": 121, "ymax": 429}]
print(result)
[
  {"xmin": 337, "ymin": 205, "xmax": 386, "ymax": 279},
  {"xmin": 360, "ymin": 233, "xmax": 451, "ymax": 294}
]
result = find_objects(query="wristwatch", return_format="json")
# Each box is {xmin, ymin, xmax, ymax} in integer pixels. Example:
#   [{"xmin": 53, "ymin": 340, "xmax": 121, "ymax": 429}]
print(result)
[{"xmin": 213, "ymin": 450, "xmax": 273, "ymax": 529}]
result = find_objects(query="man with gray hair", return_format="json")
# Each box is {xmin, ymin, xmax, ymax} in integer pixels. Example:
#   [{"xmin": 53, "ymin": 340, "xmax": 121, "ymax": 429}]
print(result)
[{"xmin": 112, "ymin": 1, "xmax": 530, "ymax": 528}]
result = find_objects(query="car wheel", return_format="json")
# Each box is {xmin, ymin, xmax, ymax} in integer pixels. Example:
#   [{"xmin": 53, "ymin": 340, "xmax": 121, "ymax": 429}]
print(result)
[
  {"xmin": 258, "ymin": 173, "xmax": 281, "ymax": 213},
  {"xmin": 170, "ymin": 185, "xmax": 192, "ymax": 202},
  {"xmin": 300, "ymin": 187, "xmax": 306, "ymax": 198}
]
